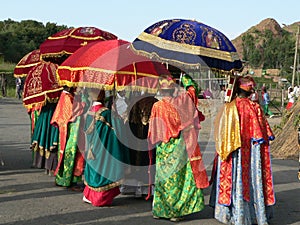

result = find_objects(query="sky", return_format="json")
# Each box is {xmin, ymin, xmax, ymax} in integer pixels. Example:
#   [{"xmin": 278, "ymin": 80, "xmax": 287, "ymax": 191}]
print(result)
[{"xmin": 1, "ymin": 0, "xmax": 299, "ymax": 42}]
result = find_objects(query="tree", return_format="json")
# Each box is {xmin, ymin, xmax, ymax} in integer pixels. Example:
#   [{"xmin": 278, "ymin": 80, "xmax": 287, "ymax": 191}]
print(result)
[
  {"xmin": 0, "ymin": 19, "xmax": 68, "ymax": 63},
  {"xmin": 242, "ymin": 28, "xmax": 295, "ymax": 78}
]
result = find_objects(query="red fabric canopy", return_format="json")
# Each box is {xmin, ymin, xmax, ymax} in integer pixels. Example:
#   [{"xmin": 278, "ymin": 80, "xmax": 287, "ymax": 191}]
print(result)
[
  {"xmin": 14, "ymin": 49, "xmax": 42, "ymax": 78},
  {"xmin": 56, "ymin": 39, "xmax": 171, "ymax": 93},
  {"xmin": 40, "ymin": 27, "xmax": 118, "ymax": 62},
  {"xmin": 23, "ymin": 61, "xmax": 63, "ymax": 109}
]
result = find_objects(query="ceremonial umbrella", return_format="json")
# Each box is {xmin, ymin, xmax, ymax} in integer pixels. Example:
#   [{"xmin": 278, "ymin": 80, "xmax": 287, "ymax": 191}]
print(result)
[
  {"xmin": 23, "ymin": 61, "xmax": 63, "ymax": 110},
  {"xmin": 56, "ymin": 39, "xmax": 171, "ymax": 93},
  {"xmin": 131, "ymin": 18, "xmax": 243, "ymax": 74},
  {"xmin": 40, "ymin": 27, "xmax": 118, "ymax": 64},
  {"xmin": 13, "ymin": 49, "xmax": 42, "ymax": 78}
]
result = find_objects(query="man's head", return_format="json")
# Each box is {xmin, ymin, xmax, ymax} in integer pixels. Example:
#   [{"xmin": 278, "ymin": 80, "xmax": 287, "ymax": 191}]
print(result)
[
  {"xmin": 238, "ymin": 75, "xmax": 256, "ymax": 92},
  {"xmin": 237, "ymin": 75, "xmax": 256, "ymax": 97},
  {"xmin": 158, "ymin": 76, "xmax": 175, "ymax": 96}
]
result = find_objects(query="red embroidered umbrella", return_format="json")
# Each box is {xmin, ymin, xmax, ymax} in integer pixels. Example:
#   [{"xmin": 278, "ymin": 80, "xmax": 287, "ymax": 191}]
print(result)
[
  {"xmin": 23, "ymin": 61, "xmax": 63, "ymax": 109},
  {"xmin": 56, "ymin": 39, "xmax": 171, "ymax": 93},
  {"xmin": 40, "ymin": 27, "xmax": 118, "ymax": 64},
  {"xmin": 14, "ymin": 49, "xmax": 42, "ymax": 78}
]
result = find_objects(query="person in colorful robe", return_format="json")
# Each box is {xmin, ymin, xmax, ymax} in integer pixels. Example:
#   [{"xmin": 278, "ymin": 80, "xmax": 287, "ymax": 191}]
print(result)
[
  {"xmin": 286, "ymin": 87, "xmax": 295, "ymax": 110},
  {"xmin": 83, "ymin": 88, "xmax": 130, "ymax": 206},
  {"xmin": 261, "ymin": 86, "xmax": 274, "ymax": 118},
  {"xmin": 148, "ymin": 76, "xmax": 209, "ymax": 222},
  {"xmin": 51, "ymin": 87, "xmax": 88, "ymax": 190},
  {"xmin": 209, "ymin": 75, "xmax": 276, "ymax": 225},
  {"xmin": 181, "ymin": 74, "xmax": 205, "ymax": 124},
  {"xmin": 31, "ymin": 101, "xmax": 59, "ymax": 175}
]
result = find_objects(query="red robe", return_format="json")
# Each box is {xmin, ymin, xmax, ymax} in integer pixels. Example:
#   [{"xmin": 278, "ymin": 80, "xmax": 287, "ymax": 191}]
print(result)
[{"xmin": 217, "ymin": 97, "xmax": 275, "ymax": 206}]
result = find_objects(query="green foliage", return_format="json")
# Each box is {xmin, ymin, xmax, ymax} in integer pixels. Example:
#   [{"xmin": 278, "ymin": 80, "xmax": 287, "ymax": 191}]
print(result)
[
  {"xmin": 6, "ymin": 87, "xmax": 17, "ymax": 98},
  {"xmin": 0, "ymin": 19, "xmax": 68, "ymax": 63},
  {"xmin": 0, "ymin": 61, "xmax": 15, "ymax": 71}
]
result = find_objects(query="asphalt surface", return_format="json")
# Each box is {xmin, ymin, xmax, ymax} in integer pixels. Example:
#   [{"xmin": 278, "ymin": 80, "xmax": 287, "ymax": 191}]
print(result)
[{"xmin": 0, "ymin": 97, "xmax": 299, "ymax": 225}]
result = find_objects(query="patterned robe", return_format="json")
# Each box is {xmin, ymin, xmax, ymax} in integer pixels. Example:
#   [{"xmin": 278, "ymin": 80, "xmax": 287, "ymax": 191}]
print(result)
[{"xmin": 210, "ymin": 97, "xmax": 275, "ymax": 225}]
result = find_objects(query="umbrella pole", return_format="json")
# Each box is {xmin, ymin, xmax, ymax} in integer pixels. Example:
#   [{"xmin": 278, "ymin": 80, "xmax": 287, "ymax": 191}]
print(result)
[{"xmin": 111, "ymin": 81, "xmax": 116, "ymax": 111}]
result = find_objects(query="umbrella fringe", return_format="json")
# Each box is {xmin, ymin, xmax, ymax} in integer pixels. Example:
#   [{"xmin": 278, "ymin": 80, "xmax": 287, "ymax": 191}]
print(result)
[
  {"xmin": 58, "ymin": 80, "xmax": 158, "ymax": 94},
  {"xmin": 131, "ymin": 47, "xmax": 240, "ymax": 77},
  {"xmin": 23, "ymin": 95, "xmax": 60, "ymax": 110}
]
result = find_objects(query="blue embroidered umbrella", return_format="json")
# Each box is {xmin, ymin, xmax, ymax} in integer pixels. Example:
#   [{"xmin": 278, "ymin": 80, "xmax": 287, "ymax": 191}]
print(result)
[{"xmin": 131, "ymin": 19, "xmax": 243, "ymax": 74}]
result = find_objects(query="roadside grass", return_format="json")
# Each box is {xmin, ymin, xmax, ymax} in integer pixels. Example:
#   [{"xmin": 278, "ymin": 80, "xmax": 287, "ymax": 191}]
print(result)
[
  {"xmin": 0, "ymin": 61, "xmax": 15, "ymax": 71},
  {"xmin": 1, "ymin": 62, "xmax": 17, "ymax": 98}
]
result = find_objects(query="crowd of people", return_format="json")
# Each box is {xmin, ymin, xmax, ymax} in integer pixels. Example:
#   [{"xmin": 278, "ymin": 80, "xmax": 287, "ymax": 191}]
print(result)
[{"xmin": 26, "ymin": 73, "xmax": 277, "ymax": 224}]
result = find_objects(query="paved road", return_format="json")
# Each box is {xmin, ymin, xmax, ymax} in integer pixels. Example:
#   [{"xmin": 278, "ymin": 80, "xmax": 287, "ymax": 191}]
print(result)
[{"xmin": 0, "ymin": 97, "xmax": 299, "ymax": 225}]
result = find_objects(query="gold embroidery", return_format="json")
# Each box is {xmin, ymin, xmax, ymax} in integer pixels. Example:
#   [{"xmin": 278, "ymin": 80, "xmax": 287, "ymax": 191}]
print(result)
[
  {"xmin": 214, "ymin": 99, "xmax": 241, "ymax": 161},
  {"xmin": 84, "ymin": 180, "xmax": 123, "ymax": 192},
  {"xmin": 136, "ymin": 32, "xmax": 240, "ymax": 62},
  {"xmin": 95, "ymin": 108, "xmax": 114, "ymax": 130},
  {"xmin": 190, "ymin": 156, "xmax": 202, "ymax": 161},
  {"xmin": 45, "ymin": 150, "xmax": 50, "ymax": 159},
  {"xmin": 87, "ymin": 145, "xmax": 95, "ymax": 160}
]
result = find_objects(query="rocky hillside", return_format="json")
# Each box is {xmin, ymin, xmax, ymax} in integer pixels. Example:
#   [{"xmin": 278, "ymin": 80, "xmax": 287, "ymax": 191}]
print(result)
[{"xmin": 231, "ymin": 18, "xmax": 300, "ymax": 60}]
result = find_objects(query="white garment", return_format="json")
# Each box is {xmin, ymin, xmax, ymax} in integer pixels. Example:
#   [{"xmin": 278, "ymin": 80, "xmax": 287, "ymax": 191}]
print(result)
[
  {"xmin": 115, "ymin": 92, "xmax": 128, "ymax": 118},
  {"xmin": 288, "ymin": 91, "xmax": 295, "ymax": 103},
  {"xmin": 294, "ymin": 86, "xmax": 300, "ymax": 98},
  {"xmin": 220, "ymin": 90, "xmax": 225, "ymax": 102},
  {"xmin": 92, "ymin": 101, "xmax": 102, "ymax": 107}
]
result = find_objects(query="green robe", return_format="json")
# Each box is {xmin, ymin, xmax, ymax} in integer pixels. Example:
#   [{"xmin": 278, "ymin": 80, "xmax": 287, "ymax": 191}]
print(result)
[
  {"xmin": 31, "ymin": 103, "xmax": 59, "ymax": 169},
  {"xmin": 153, "ymin": 137, "xmax": 205, "ymax": 219},
  {"xmin": 55, "ymin": 116, "xmax": 82, "ymax": 186},
  {"xmin": 84, "ymin": 107, "xmax": 130, "ymax": 190},
  {"xmin": 55, "ymin": 92, "xmax": 89, "ymax": 187}
]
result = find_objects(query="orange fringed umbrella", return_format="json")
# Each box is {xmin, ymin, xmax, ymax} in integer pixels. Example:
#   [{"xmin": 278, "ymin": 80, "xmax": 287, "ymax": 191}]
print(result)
[
  {"xmin": 13, "ymin": 49, "xmax": 42, "ymax": 78},
  {"xmin": 56, "ymin": 39, "xmax": 171, "ymax": 93},
  {"xmin": 40, "ymin": 27, "xmax": 118, "ymax": 64},
  {"xmin": 23, "ymin": 61, "xmax": 63, "ymax": 109}
]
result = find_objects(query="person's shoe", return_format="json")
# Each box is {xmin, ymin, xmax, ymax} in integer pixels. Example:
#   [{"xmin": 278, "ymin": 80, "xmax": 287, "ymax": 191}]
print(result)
[
  {"xmin": 83, "ymin": 195, "xmax": 91, "ymax": 204},
  {"xmin": 153, "ymin": 215, "xmax": 160, "ymax": 219},
  {"xmin": 269, "ymin": 115, "xmax": 275, "ymax": 118},
  {"xmin": 170, "ymin": 217, "xmax": 184, "ymax": 222}
]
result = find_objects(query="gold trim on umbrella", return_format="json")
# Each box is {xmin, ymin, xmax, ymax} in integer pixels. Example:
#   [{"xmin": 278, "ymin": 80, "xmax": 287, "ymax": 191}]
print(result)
[
  {"xmin": 56, "ymin": 65, "xmax": 164, "ymax": 93},
  {"xmin": 131, "ymin": 44, "xmax": 237, "ymax": 76},
  {"xmin": 137, "ymin": 32, "xmax": 240, "ymax": 62},
  {"xmin": 23, "ymin": 87, "xmax": 63, "ymax": 110}
]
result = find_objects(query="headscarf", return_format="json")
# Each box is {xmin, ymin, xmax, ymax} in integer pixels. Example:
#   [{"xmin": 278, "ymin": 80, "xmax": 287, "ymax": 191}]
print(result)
[
  {"xmin": 181, "ymin": 74, "xmax": 199, "ymax": 96},
  {"xmin": 238, "ymin": 75, "xmax": 256, "ymax": 92}
]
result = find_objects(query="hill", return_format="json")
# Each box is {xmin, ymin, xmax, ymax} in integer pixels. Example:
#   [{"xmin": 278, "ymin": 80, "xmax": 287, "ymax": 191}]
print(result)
[
  {"xmin": 232, "ymin": 18, "xmax": 283, "ymax": 59},
  {"xmin": 231, "ymin": 18, "xmax": 300, "ymax": 80}
]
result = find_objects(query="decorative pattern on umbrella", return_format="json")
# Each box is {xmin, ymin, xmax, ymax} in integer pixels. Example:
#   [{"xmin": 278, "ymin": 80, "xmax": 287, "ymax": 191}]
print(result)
[
  {"xmin": 56, "ymin": 39, "xmax": 171, "ymax": 93},
  {"xmin": 131, "ymin": 19, "xmax": 243, "ymax": 73},
  {"xmin": 23, "ymin": 61, "xmax": 63, "ymax": 109},
  {"xmin": 14, "ymin": 49, "xmax": 42, "ymax": 78},
  {"xmin": 40, "ymin": 27, "xmax": 118, "ymax": 63}
]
